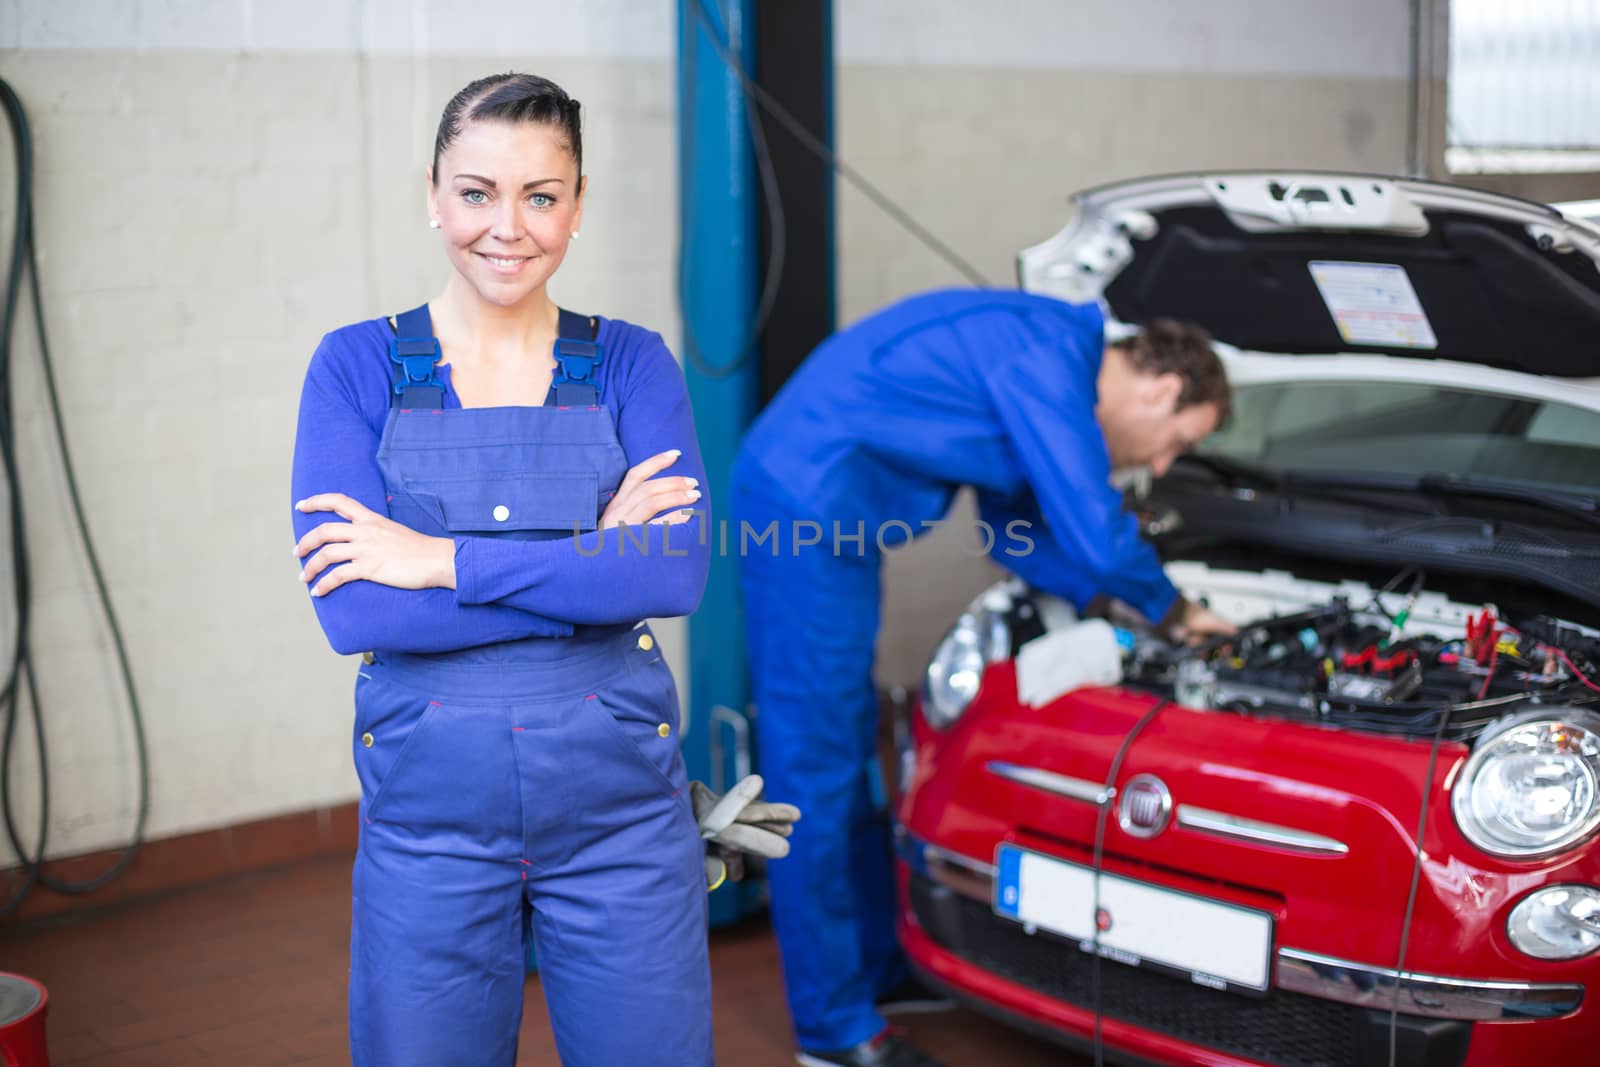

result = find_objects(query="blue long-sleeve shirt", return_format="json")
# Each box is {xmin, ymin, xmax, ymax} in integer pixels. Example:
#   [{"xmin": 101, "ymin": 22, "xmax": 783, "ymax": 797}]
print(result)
[
  {"xmin": 736, "ymin": 288, "xmax": 1177, "ymax": 622},
  {"xmin": 291, "ymin": 315, "xmax": 710, "ymax": 655}
]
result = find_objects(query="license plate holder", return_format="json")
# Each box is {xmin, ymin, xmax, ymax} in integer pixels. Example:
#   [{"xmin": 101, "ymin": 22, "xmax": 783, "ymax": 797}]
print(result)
[{"xmin": 993, "ymin": 843, "xmax": 1274, "ymax": 995}]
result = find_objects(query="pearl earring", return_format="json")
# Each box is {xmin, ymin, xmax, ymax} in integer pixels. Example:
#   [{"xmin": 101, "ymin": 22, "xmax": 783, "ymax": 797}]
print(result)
[
  {"xmin": 570, "ymin": 231, "xmax": 580, "ymax": 241},
  {"xmin": 428, "ymin": 219, "xmax": 440, "ymax": 229}
]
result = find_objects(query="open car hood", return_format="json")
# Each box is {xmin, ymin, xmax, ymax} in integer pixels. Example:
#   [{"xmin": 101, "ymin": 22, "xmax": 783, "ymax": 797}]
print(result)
[{"xmin": 1018, "ymin": 172, "xmax": 1600, "ymax": 378}]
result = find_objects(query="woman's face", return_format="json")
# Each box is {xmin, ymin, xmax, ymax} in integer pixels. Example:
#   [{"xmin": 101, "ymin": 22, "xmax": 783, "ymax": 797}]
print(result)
[{"xmin": 427, "ymin": 119, "xmax": 586, "ymax": 309}]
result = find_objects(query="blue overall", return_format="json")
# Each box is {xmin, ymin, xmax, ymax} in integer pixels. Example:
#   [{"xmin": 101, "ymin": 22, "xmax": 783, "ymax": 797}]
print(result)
[
  {"xmin": 348, "ymin": 306, "xmax": 713, "ymax": 1066},
  {"xmin": 730, "ymin": 484, "xmax": 900, "ymax": 1053},
  {"xmin": 731, "ymin": 290, "xmax": 1181, "ymax": 1052}
]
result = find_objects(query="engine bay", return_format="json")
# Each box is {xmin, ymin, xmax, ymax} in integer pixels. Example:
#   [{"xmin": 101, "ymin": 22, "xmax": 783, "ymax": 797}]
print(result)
[{"xmin": 1014, "ymin": 562, "xmax": 1600, "ymax": 741}]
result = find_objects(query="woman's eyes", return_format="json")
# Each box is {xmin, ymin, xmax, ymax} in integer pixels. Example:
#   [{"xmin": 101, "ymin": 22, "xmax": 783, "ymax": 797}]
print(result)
[{"xmin": 460, "ymin": 190, "xmax": 555, "ymax": 208}]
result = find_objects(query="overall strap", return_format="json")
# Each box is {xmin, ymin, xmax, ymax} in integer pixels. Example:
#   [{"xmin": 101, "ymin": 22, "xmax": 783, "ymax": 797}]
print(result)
[
  {"xmin": 551, "ymin": 309, "xmax": 602, "ymax": 407},
  {"xmin": 389, "ymin": 304, "xmax": 444, "ymax": 409}
]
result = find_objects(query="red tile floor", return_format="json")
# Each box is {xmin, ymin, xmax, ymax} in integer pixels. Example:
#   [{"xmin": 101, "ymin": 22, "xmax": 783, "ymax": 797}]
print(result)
[{"xmin": 3, "ymin": 855, "xmax": 1086, "ymax": 1066}]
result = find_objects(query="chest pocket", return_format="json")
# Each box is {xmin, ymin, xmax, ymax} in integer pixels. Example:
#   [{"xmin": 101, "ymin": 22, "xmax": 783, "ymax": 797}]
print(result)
[
  {"xmin": 404, "ymin": 472, "xmax": 601, "ymax": 538},
  {"xmin": 376, "ymin": 403, "xmax": 628, "ymax": 542}
]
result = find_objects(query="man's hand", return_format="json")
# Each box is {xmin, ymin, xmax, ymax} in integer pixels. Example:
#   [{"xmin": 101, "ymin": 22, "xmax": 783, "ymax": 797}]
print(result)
[{"xmin": 1164, "ymin": 597, "xmax": 1237, "ymax": 645}]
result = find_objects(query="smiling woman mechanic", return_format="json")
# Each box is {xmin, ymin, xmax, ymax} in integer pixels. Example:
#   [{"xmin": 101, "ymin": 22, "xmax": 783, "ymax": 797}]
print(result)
[{"xmin": 289, "ymin": 74, "xmax": 713, "ymax": 1067}]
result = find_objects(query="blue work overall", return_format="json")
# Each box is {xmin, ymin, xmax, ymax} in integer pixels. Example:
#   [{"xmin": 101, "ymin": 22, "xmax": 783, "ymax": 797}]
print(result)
[
  {"xmin": 730, "ymin": 461, "xmax": 903, "ymax": 1053},
  {"xmin": 347, "ymin": 306, "xmax": 713, "ymax": 1066}
]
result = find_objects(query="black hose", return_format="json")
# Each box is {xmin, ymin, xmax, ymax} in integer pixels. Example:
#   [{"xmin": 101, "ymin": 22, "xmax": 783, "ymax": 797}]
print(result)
[
  {"xmin": 1388, "ymin": 706, "xmax": 1451, "ymax": 1066},
  {"xmin": 0, "ymin": 76, "xmax": 151, "ymax": 918},
  {"xmin": 1088, "ymin": 697, "xmax": 1168, "ymax": 1067}
]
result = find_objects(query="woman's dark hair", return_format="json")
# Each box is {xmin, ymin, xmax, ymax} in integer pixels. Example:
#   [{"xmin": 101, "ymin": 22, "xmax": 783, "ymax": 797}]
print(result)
[{"xmin": 431, "ymin": 73, "xmax": 583, "ymax": 184}]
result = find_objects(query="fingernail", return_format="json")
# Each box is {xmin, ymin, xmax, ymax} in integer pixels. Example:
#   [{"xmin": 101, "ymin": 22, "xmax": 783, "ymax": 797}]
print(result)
[
  {"xmin": 667, "ymin": 449, "xmax": 682, "ymax": 458},
  {"xmin": 687, "ymin": 478, "xmax": 699, "ymax": 489},
  {"xmin": 688, "ymin": 489, "xmax": 701, "ymax": 501}
]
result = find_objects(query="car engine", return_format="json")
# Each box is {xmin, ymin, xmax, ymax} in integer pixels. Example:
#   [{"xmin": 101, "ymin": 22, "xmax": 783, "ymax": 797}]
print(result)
[{"xmin": 1013, "ymin": 563, "xmax": 1600, "ymax": 741}]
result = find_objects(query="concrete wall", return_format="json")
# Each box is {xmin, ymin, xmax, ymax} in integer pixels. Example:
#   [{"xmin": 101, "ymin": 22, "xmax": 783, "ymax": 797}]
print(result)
[{"xmin": 1, "ymin": 0, "xmax": 1421, "ymax": 865}]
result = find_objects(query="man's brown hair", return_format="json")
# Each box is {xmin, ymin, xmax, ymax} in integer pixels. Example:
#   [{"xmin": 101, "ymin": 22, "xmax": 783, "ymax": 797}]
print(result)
[{"xmin": 1112, "ymin": 319, "xmax": 1231, "ymax": 424}]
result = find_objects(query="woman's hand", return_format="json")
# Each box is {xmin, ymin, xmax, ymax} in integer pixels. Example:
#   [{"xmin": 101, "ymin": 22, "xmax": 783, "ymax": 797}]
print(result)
[
  {"xmin": 294, "ymin": 494, "xmax": 457, "ymax": 596},
  {"xmin": 600, "ymin": 449, "xmax": 701, "ymax": 530}
]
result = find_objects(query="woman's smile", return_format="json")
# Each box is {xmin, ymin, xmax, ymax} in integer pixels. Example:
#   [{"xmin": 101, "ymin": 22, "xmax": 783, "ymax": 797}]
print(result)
[{"xmin": 474, "ymin": 251, "xmax": 534, "ymax": 273}]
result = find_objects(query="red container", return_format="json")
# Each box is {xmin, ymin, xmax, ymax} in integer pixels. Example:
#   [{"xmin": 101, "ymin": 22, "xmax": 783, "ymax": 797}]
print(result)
[{"xmin": 0, "ymin": 973, "xmax": 48, "ymax": 1067}]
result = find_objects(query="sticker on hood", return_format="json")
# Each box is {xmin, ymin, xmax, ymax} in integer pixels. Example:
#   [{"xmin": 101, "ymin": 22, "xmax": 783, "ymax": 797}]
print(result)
[{"xmin": 1309, "ymin": 260, "xmax": 1439, "ymax": 350}]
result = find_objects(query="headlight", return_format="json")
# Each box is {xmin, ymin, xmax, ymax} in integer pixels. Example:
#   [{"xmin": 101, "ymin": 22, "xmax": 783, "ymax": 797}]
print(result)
[
  {"xmin": 1452, "ymin": 709, "xmax": 1600, "ymax": 858},
  {"xmin": 1507, "ymin": 884, "xmax": 1600, "ymax": 960},
  {"xmin": 922, "ymin": 584, "xmax": 1014, "ymax": 729}
]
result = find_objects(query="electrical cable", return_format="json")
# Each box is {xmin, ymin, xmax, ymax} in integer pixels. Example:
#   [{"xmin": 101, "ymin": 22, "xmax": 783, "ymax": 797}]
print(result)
[
  {"xmin": 678, "ymin": 0, "xmax": 994, "ymax": 382},
  {"xmin": 707, "ymin": 18, "xmax": 992, "ymax": 292},
  {"xmin": 0, "ymin": 76, "xmax": 150, "ymax": 918},
  {"xmin": 678, "ymin": 0, "xmax": 786, "ymax": 380},
  {"xmin": 1476, "ymin": 642, "xmax": 1499, "ymax": 701},
  {"xmin": 1087, "ymin": 697, "xmax": 1167, "ymax": 1067},
  {"xmin": 1388, "ymin": 701, "xmax": 1452, "ymax": 1066},
  {"xmin": 1555, "ymin": 647, "xmax": 1600, "ymax": 695},
  {"xmin": 700, "ymin": 15, "xmax": 992, "ymax": 290},
  {"xmin": 1366, "ymin": 566, "xmax": 1424, "ymax": 624}
]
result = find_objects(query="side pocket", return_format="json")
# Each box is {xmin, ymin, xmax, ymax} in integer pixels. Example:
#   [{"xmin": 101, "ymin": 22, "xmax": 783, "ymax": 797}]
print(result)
[
  {"xmin": 353, "ymin": 677, "xmax": 441, "ymax": 823},
  {"xmin": 591, "ymin": 660, "xmax": 685, "ymax": 802}
]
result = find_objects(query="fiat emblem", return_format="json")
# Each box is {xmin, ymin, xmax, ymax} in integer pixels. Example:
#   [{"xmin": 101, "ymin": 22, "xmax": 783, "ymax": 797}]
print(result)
[{"xmin": 1118, "ymin": 774, "xmax": 1172, "ymax": 838}]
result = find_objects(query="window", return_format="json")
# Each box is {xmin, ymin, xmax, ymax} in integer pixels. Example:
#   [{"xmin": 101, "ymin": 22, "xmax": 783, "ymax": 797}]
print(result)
[
  {"xmin": 1447, "ymin": 0, "xmax": 1600, "ymax": 174},
  {"xmin": 1202, "ymin": 381, "xmax": 1600, "ymax": 493}
]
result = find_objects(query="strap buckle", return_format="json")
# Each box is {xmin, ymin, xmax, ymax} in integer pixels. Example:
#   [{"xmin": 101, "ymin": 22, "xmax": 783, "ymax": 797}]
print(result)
[
  {"xmin": 389, "ymin": 335, "xmax": 442, "ymax": 396},
  {"xmin": 553, "ymin": 338, "xmax": 601, "ymax": 386}
]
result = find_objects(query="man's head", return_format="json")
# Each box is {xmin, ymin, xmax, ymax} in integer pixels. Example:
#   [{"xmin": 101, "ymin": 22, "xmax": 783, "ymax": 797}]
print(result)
[{"xmin": 1095, "ymin": 319, "xmax": 1231, "ymax": 477}]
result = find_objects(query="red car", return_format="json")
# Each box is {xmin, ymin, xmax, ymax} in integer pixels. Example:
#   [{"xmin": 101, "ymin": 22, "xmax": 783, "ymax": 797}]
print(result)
[{"xmin": 893, "ymin": 173, "xmax": 1600, "ymax": 1067}]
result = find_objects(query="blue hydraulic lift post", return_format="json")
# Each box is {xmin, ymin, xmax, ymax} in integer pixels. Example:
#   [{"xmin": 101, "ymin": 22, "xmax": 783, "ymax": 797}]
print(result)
[{"xmin": 678, "ymin": 0, "xmax": 763, "ymax": 927}]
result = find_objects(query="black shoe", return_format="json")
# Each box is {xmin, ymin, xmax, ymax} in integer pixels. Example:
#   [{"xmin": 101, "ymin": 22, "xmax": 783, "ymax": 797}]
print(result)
[
  {"xmin": 875, "ymin": 975, "xmax": 956, "ymax": 1016},
  {"xmin": 795, "ymin": 1028, "xmax": 949, "ymax": 1067}
]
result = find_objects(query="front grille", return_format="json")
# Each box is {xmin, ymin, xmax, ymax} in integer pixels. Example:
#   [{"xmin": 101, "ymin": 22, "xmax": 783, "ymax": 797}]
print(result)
[{"xmin": 910, "ymin": 874, "xmax": 1470, "ymax": 1067}]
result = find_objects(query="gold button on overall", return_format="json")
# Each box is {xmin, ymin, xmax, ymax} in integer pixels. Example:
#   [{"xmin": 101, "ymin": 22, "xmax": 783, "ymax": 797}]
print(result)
[
  {"xmin": 361, "ymin": 652, "xmax": 375, "ymax": 665},
  {"xmin": 657, "ymin": 723, "xmax": 671, "ymax": 738},
  {"xmin": 361, "ymin": 732, "xmax": 374, "ymax": 748},
  {"xmin": 637, "ymin": 633, "xmax": 654, "ymax": 651}
]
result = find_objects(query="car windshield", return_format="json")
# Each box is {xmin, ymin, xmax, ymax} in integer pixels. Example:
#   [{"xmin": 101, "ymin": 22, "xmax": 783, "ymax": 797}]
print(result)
[{"xmin": 1196, "ymin": 380, "xmax": 1600, "ymax": 495}]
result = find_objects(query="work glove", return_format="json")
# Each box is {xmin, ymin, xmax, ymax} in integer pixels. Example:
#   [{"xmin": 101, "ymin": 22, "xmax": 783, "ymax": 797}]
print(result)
[{"xmin": 691, "ymin": 775, "xmax": 802, "ymax": 891}]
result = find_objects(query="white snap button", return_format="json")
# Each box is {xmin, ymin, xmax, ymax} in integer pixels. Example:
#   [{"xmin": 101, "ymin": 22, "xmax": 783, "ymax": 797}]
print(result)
[{"xmin": 493, "ymin": 505, "xmax": 510, "ymax": 522}]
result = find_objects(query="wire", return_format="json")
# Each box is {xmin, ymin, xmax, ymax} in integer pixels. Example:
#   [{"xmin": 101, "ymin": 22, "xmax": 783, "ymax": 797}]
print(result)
[
  {"xmin": 678, "ymin": 0, "xmax": 786, "ymax": 380},
  {"xmin": 1088, "ymin": 697, "xmax": 1167, "ymax": 1067},
  {"xmin": 678, "ymin": 0, "xmax": 994, "ymax": 382},
  {"xmin": 1555, "ymin": 648, "xmax": 1600, "ymax": 695},
  {"xmin": 1476, "ymin": 643, "xmax": 1499, "ymax": 701},
  {"xmin": 0, "ymin": 76, "xmax": 151, "ymax": 917},
  {"xmin": 1389, "ymin": 699, "xmax": 1451, "ymax": 1066},
  {"xmin": 1366, "ymin": 566, "xmax": 1423, "ymax": 623},
  {"xmin": 716, "ymin": 50, "xmax": 992, "ymax": 289}
]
